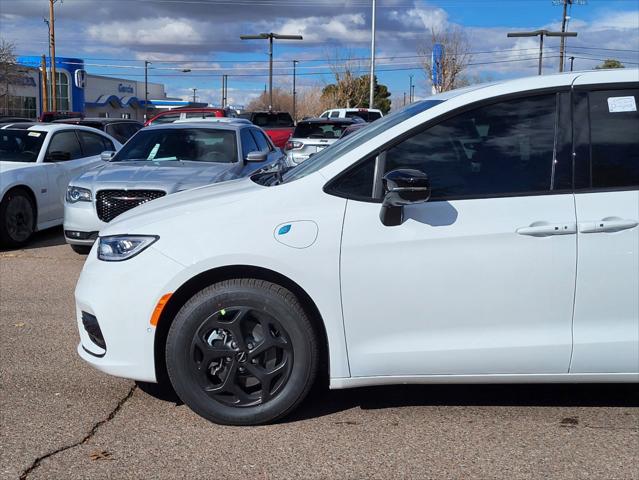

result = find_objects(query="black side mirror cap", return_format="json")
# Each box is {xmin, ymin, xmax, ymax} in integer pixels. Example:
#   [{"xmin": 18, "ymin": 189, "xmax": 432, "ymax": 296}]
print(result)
[{"xmin": 380, "ymin": 169, "xmax": 431, "ymax": 226}]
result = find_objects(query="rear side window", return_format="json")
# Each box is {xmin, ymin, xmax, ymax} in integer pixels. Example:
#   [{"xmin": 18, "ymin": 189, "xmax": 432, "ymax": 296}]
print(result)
[
  {"xmin": 330, "ymin": 111, "xmax": 340, "ymax": 118},
  {"xmin": 185, "ymin": 111, "xmax": 222, "ymax": 119},
  {"xmin": 250, "ymin": 113, "xmax": 294, "ymax": 128},
  {"xmin": 47, "ymin": 131, "xmax": 83, "ymax": 161},
  {"xmin": 78, "ymin": 131, "xmax": 111, "ymax": 156},
  {"xmin": 346, "ymin": 111, "xmax": 382, "ymax": 122},
  {"xmin": 588, "ymin": 89, "xmax": 639, "ymax": 189},
  {"xmin": 241, "ymin": 129, "xmax": 259, "ymax": 157},
  {"xmin": 250, "ymin": 129, "xmax": 271, "ymax": 152}
]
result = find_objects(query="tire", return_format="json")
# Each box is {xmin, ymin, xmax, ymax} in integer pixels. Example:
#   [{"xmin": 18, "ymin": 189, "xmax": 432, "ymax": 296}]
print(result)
[
  {"xmin": 0, "ymin": 189, "xmax": 35, "ymax": 248},
  {"xmin": 166, "ymin": 279, "xmax": 318, "ymax": 426},
  {"xmin": 70, "ymin": 244, "xmax": 92, "ymax": 255}
]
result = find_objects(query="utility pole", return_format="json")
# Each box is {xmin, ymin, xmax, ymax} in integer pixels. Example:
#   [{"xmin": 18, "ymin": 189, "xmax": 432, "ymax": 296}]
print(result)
[
  {"xmin": 40, "ymin": 55, "xmax": 49, "ymax": 114},
  {"xmin": 409, "ymin": 74, "xmax": 414, "ymax": 103},
  {"xmin": 192, "ymin": 88, "xmax": 197, "ymax": 103},
  {"xmin": 43, "ymin": 18, "xmax": 52, "ymax": 110},
  {"xmin": 403, "ymin": 91, "xmax": 406, "ymax": 106},
  {"xmin": 240, "ymin": 32, "xmax": 303, "ymax": 111},
  {"xmin": 292, "ymin": 60, "xmax": 298, "ymax": 121},
  {"xmin": 144, "ymin": 60, "xmax": 151, "ymax": 120},
  {"xmin": 48, "ymin": 0, "xmax": 58, "ymax": 112},
  {"xmin": 369, "ymin": 0, "xmax": 376, "ymax": 109},
  {"xmin": 507, "ymin": 30, "xmax": 577, "ymax": 75},
  {"xmin": 559, "ymin": 0, "xmax": 573, "ymax": 72},
  {"xmin": 221, "ymin": 75, "xmax": 228, "ymax": 108}
]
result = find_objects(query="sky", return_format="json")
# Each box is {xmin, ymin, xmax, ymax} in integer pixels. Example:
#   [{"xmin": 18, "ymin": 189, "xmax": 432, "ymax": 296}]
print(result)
[{"xmin": 1, "ymin": 0, "xmax": 638, "ymax": 108}]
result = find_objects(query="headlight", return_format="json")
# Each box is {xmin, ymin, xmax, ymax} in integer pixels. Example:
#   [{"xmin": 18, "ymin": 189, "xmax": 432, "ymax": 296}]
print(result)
[
  {"xmin": 97, "ymin": 235, "xmax": 159, "ymax": 262},
  {"xmin": 66, "ymin": 186, "xmax": 92, "ymax": 203}
]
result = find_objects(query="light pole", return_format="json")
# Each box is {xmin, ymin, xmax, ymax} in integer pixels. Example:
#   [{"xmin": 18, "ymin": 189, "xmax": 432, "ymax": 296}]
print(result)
[
  {"xmin": 240, "ymin": 32, "xmax": 303, "ymax": 111},
  {"xmin": 292, "ymin": 60, "xmax": 298, "ymax": 121},
  {"xmin": 409, "ymin": 74, "xmax": 414, "ymax": 103},
  {"xmin": 144, "ymin": 60, "xmax": 151, "ymax": 120},
  {"xmin": 369, "ymin": 0, "xmax": 376, "ymax": 109},
  {"xmin": 192, "ymin": 88, "xmax": 197, "ymax": 103},
  {"xmin": 507, "ymin": 30, "xmax": 577, "ymax": 75},
  {"xmin": 43, "ymin": 18, "xmax": 52, "ymax": 111}
]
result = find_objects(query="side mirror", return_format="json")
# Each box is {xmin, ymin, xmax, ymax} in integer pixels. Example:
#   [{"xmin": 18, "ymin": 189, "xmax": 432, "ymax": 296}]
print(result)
[
  {"xmin": 379, "ymin": 169, "xmax": 431, "ymax": 227},
  {"xmin": 46, "ymin": 151, "xmax": 71, "ymax": 162},
  {"xmin": 246, "ymin": 151, "xmax": 267, "ymax": 162},
  {"xmin": 100, "ymin": 151, "xmax": 115, "ymax": 161}
]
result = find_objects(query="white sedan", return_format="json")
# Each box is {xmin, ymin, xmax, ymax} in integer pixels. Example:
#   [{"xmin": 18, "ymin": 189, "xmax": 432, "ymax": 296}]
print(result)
[
  {"xmin": 75, "ymin": 69, "xmax": 638, "ymax": 426},
  {"xmin": 0, "ymin": 123, "xmax": 121, "ymax": 247}
]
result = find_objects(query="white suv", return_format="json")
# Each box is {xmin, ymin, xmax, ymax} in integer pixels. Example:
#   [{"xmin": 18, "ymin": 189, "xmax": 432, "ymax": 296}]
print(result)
[
  {"xmin": 75, "ymin": 69, "xmax": 638, "ymax": 426},
  {"xmin": 319, "ymin": 108, "xmax": 383, "ymax": 122}
]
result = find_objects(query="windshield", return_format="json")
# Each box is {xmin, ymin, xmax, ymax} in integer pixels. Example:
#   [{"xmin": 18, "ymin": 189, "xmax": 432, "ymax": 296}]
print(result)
[
  {"xmin": 293, "ymin": 121, "xmax": 352, "ymax": 139},
  {"xmin": 112, "ymin": 128, "xmax": 238, "ymax": 163},
  {"xmin": 0, "ymin": 130, "xmax": 46, "ymax": 163},
  {"xmin": 281, "ymin": 100, "xmax": 444, "ymax": 183}
]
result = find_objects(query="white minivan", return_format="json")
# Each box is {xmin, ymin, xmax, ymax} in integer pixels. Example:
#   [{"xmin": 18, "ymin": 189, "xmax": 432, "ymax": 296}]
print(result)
[{"xmin": 75, "ymin": 70, "xmax": 638, "ymax": 425}]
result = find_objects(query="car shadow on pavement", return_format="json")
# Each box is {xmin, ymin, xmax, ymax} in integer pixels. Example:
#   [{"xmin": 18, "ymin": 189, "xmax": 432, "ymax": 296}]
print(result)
[
  {"xmin": 136, "ymin": 379, "xmax": 638, "ymax": 424},
  {"xmin": 286, "ymin": 383, "xmax": 639, "ymax": 423},
  {"xmin": 0, "ymin": 226, "xmax": 67, "ymax": 252}
]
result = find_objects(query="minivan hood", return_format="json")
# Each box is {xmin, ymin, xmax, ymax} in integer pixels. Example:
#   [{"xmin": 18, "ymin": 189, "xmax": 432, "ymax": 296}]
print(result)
[
  {"xmin": 72, "ymin": 160, "xmax": 237, "ymax": 194},
  {"xmin": 101, "ymin": 176, "xmax": 262, "ymax": 234}
]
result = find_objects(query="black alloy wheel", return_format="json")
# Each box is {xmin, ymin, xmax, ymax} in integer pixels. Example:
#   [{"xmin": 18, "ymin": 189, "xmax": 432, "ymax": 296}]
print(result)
[
  {"xmin": 166, "ymin": 279, "xmax": 319, "ymax": 425},
  {"xmin": 0, "ymin": 189, "xmax": 35, "ymax": 248},
  {"xmin": 190, "ymin": 306, "xmax": 293, "ymax": 407}
]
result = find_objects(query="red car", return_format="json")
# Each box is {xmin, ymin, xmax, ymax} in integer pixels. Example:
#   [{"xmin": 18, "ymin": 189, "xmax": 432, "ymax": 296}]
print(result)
[
  {"xmin": 145, "ymin": 107, "xmax": 235, "ymax": 127},
  {"xmin": 238, "ymin": 111, "xmax": 294, "ymax": 149}
]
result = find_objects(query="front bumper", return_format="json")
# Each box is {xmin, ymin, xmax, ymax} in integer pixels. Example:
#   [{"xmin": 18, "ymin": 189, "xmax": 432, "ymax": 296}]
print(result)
[
  {"xmin": 64, "ymin": 200, "xmax": 106, "ymax": 246},
  {"xmin": 75, "ymin": 243, "xmax": 184, "ymax": 382}
]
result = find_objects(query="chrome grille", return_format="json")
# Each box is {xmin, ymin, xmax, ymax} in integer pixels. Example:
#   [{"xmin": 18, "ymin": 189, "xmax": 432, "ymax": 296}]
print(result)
[{"xmin": 96, "ymin": 189, "xmax": 166, "ymax": 222}]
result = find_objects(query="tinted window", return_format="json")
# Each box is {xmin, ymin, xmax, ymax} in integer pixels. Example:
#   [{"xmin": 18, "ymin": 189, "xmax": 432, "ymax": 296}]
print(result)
[
  {"xmin": 113, "ymin": 128, "xmax": 237, "ymax": 163},
  {"xmin": 345, "ymin": 111, "xmax": 382, "ymax": 122},
  {"xmin": 330, "ymin": 111, "xmax": 340, "ymax": 118},
  {"xmin": 47, "ymin": 131, "xmax": 83, "ymax": 161},
  {"xmin": 250, "ymin": 129, "xmax": 271, "ymax": 152},
  {"xmin": 381, "ymin": 94, "xmax": 558, "ymax": 200},
  {"xmin": 78, "ymin": 131, "xmax": 109, "ymax": 156},
  {"xmin": 250, "ymin": 112, "xmax": 294, "ymax": 128},
  {"xmin": 185, "ymin": 111, "xmax": 222, "ymax": 119},
  {"xmin": 588, "ymin": 89, "xmax": 639, "ymax": 188},
  {"xmin": 0, "ymin": 130, "xmax": 46, "ymax": 162},
  {"xmin": 293, "ymin": 122, "xmax": 352, "ymax": 139},
  {"xmin": 106, "ymin": 123, "xmax": 138, "ymax": 143},
  {"xmin": 241, "ymin": 128, "xmax": 259, "ymax": 156}
]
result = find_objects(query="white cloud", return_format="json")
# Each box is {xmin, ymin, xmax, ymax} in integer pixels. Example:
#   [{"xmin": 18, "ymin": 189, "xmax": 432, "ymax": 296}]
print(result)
[{"xmin": 87, "ymin": 18, "xmax": 204, "ymax": 46}]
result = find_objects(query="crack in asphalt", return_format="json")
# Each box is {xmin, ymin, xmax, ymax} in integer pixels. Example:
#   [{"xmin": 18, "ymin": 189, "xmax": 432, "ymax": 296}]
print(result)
[{"xmin": 18, "ymin": 385, "xmax": 137, "ymax": 480}]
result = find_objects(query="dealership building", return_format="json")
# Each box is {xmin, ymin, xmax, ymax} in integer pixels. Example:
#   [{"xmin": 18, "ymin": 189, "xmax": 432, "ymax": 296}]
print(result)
[{"xmin": 7, "ymin": 56, "xmax": 204, "ymax": 121}]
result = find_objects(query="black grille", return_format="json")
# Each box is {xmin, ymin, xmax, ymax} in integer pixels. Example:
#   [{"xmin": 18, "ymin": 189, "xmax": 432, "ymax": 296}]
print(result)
[{"xmin": 96, "ymin": 189, "xmax": 166, "ymax": 222}]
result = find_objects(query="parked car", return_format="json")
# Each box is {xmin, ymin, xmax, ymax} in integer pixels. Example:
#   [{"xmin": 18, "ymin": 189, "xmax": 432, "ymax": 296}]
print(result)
[
  {"xmin": 284, "ymin": 118, "xmax": 363, "ymax": 165},
  {"xmin": 53, "ymin": 118, "xmax": 143, "ymax": 144},
  {"xmin": 0, "ymin": 124, "xmax": 121, "ymax": 247},
  {"xmin": 237, "ymin": 111, "xmax": 294, "ymax": 149},
  {"xmin": 145, "ymin": 107, "xmax": 236, "ymax": 127},
  {"xmin": 64, "ymin": 120, "xmax": 284, "ymax": 253},
  {"xmin": 75, "ymin": 69, "xmax": 638, "ymax": 426},
  {"xmin": 39, "ymin": 111, "xmax": 84, "ymax": 122},
  {"xmin": 319, "ymin": 108, "xmax": 383, "ymax": 122},
  {"xmin": 0, "ymin": 116, "xmax": 33, "ymax": 123}
]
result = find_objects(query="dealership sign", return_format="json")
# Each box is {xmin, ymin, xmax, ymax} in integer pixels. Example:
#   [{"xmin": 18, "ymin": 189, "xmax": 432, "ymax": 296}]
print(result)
[{"xmin": 118, "ymin": 83, "xmax": 134, "ymax": 93}]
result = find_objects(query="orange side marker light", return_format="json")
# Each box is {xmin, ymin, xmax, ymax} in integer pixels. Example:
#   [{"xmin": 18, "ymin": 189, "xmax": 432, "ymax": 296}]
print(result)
[{"xmin": 150, "ymin": 293, "xmax": 173, "ymax": 327}]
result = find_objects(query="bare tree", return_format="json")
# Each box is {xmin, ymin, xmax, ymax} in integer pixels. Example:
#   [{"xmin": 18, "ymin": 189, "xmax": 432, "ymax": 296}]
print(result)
[
  {"xmin": 0, "ymin": 39, "xmax": 27, "ymax": 115},
  {"xmin": 246, "ymin": 84, "xmax": 328, "ymax": 121},
  {"xmin": 322, "ymin": 48, "xmax": 369, "ymax": 108},
  {"xmin": 418, "ymin": 26, "xmax": 472, "ymax": 93}
]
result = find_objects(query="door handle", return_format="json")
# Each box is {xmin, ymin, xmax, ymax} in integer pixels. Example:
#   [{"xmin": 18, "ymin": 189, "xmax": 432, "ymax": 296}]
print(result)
[
  {"xmin": 579, "ymin": 217, "xmax": 639, "ymax": 234},
  {"xmin": 516, "ymin": 222, "xmax": 577, "ymax": 237}
]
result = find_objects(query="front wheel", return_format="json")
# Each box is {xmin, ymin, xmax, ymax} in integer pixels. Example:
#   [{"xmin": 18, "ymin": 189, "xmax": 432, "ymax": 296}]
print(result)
[
  {"xmin": 166, "ymin": 279, "xmax": 319, "ymax": 425},
  {"xmin": 0, "ymin": 189, "xmax": 35, "ymax": 248}
]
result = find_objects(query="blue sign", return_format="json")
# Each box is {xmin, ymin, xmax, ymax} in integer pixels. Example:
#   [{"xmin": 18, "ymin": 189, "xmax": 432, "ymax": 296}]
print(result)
[
  {"xmin": 432, "ymin": 43, "xmax": 444, "ymax": 87},
  {"xmin": 118, "ymin": 83, "xmax": 134, "ymax": 94}
]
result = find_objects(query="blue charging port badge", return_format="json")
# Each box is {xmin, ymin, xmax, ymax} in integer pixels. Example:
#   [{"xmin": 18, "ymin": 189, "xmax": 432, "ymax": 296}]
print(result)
[{"xmin": 278, "ymin": 224, "xmax": 292, "ymax": 235}]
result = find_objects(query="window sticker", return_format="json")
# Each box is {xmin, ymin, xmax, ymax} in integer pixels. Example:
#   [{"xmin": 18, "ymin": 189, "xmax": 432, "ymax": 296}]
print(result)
[
  {"xmin": 607, "ymin": 96, "xmax": 637, "ymax": 113},
  {"xmin": 28, "ymin": 132, "xmax": 41, "ymax": 137},
  {"xmin": 147, "ymin": 143, "xmax": 160, "ymax": 159}
]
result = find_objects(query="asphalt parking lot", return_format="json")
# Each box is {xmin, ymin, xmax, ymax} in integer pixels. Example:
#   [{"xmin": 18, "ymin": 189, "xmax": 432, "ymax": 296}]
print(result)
[{"xmin": 1, "ymin": 227, "xmax": 638, "ymax": 480}]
